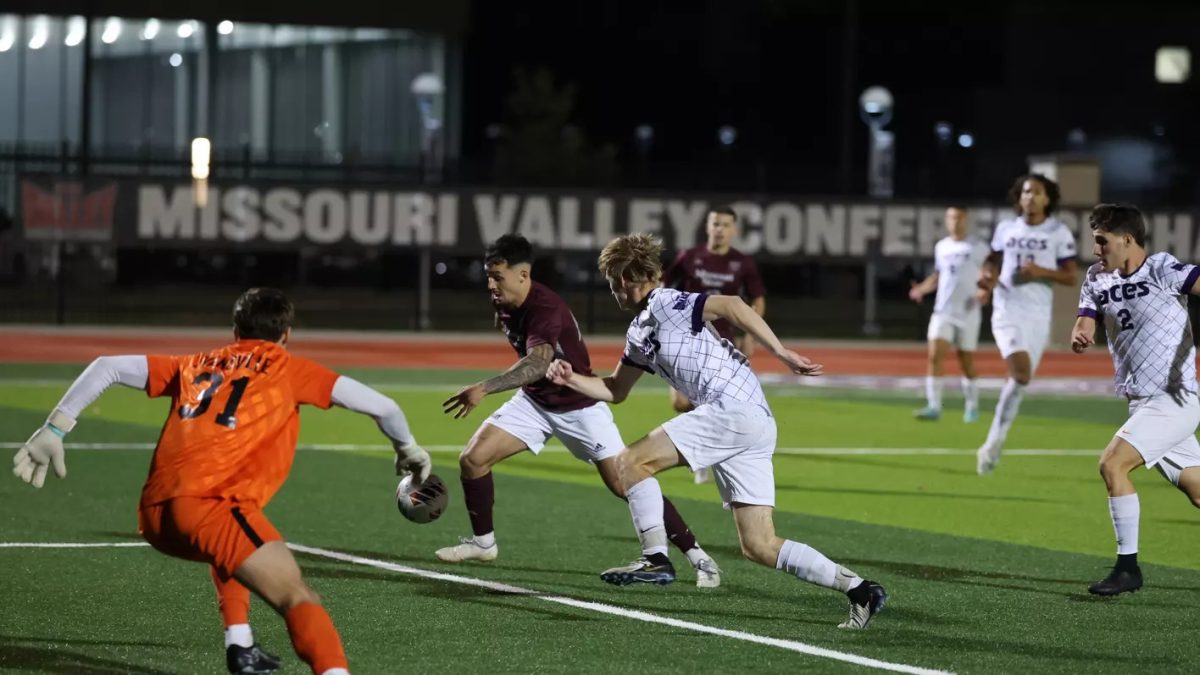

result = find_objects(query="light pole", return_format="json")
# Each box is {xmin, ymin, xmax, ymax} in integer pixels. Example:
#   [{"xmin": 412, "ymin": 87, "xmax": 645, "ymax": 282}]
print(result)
[
  {"xmin": 858, "ymin": 86, "xmax": 893, "ymax": 336},
  {"xmin": 410, "ymin": 73, "xmax": 444, "ymax": 331}
]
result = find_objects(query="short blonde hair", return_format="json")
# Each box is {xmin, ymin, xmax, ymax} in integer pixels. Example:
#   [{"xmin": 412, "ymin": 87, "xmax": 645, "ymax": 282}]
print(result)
[{"xmin": 599, "ymin": 233, "xmax": 663, "ymax": 283}]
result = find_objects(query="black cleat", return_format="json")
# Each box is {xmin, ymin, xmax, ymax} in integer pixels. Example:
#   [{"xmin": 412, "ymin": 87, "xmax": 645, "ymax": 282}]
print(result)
[
  {"xmin": 1088, "ymin": 566, "xmax": 1143, "ymax": 596},
  {"xmin": 227, "ymin": 643, "xmax": 282, "ymax": 674},
  {"xmin": 839, "ymin": 581, "xmax": 888, "ymax": 629},
  {"xmin": 600, "ymin": 556, "xmax": 676, "ymax": 586}
]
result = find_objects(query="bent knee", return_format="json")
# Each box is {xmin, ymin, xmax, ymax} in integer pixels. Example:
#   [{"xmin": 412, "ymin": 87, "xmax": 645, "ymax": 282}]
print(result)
[
  {"xmin": 739, "ymin": 542, "xmax": 777, "ymax": 567},
  {"xmin": 458, "ymin": 449, "xmax": 491, "ymax": 477},
  {"xmin": 1013, "ymin": 374, "xmax": 1032, "ymax": 386},
  {"xmin": 281, "ymin": 584, "xmax": 321, "ymax": 611}
]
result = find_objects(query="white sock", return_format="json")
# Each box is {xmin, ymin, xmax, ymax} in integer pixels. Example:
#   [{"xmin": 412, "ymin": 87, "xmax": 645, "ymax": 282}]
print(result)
[
  {"xmin": 627, "ymin": 479, "xmax": 668, "ymax": 556},
  {"xmin": 225, "ymin": 624, "xmax": 253, "ymax": 649},
  {"xmin": 685, "ymin": 546, "xmax": 709, "ymax": 567},
  {"xmin": 473, "ymin": 532, "xmax": 496, "ymax": 548},
  {"xmin": 1109, "ymin": 493, "xmax": 1140, "ymax": 555},
  {"xmin": 962, "ymin": 377, "xmax": 979, "ymax": 412},
  {"xmin": 321, "ymin": 669, "xmax": 350, "ymax": 675},
  {"xmin": 985, "ymin": 378, "xmax": 1026, "ymax": 446},
  {"xmin": 925, "ymin": 375, "xmax": 943, "ymax": 410},
  {"xmin": 775, "ymin": 540, "xmax": 861, "ymax": 592}
]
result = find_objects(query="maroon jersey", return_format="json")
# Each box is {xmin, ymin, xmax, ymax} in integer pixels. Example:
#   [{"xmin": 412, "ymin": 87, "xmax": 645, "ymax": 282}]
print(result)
[
  {"xmin": 662, "ymin": 246, "xmax": 765, "ymax": 341},
  {"xmin": 497, "ymin": 281, "xmax": 597, "ymax": 412}
]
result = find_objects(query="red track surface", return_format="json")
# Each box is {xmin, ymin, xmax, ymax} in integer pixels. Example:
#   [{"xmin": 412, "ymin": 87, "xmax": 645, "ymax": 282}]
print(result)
[{"xmin": 0, "ymin": 330, "xmax": 1116, "ymax": 377}]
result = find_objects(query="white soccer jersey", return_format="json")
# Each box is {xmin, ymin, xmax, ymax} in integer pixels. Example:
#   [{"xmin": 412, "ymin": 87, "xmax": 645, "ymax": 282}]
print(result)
[
  {"xmin": 991, "ymin": 216, "xmax": 1077, "ymax": 325},
  {"xmin": 1078, "ymin": 252, "xmax": 1200, "ymax": 398},
  {"xmin": 621, "ymin": 288, "xmax": 769, "ymax": 410},
  {"xmin": 932, "ymin": 236, "xmax": 990, "ymax": 322}
]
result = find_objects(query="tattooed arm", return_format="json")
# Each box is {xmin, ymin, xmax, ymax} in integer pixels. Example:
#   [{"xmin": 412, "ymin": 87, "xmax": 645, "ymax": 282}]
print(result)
[{"xmin": 442, "ymin": 344, "xmax": 555, "ymax": 419}]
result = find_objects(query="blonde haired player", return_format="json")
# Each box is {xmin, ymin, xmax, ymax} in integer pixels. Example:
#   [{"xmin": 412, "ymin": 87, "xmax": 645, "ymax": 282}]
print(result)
[
  {"xmin": 1072, "ymin": 204, "xmax": 1200, "ymax": 596},
  {"xmin": 975, "ymin": 174, "xmax": 1078, "ymax": 474},
  {"xmin": 547, "ymin": 233, "xmax": 887, "ymax": 629},
  {"xmin": 908, "ymin": 206, "xmax": 989, "ymax": 422}
]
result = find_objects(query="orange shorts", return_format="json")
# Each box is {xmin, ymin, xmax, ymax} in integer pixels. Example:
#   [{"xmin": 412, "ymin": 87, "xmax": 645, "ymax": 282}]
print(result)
[{"xmin": 138, "ymin": 497, "xmax": 283, "ymax": 580}]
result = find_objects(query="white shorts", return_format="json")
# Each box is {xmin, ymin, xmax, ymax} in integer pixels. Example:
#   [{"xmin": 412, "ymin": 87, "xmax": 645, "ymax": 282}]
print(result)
[
  {"xmin": 662, "ymin": 399, "xmax": 777, "ymax": 509},
  {"xmin": 485, "ymin": 389, "xmax": 623, "ymax": 463},
  {"xmin": 927, "ymin": 312, "xmax": 981, "ymax": 351},
  {"xmin": 1116, "ymin": 391, "xmax": 1200, "ymax": 486},
  {"xmin": 991, "ymin": 318, "xmax": 1050, "ymax": 367}
]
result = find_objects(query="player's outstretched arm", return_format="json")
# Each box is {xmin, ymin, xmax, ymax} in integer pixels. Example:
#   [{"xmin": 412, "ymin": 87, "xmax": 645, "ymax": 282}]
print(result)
[
  {"xmin": 909, "ymin": 272, "xmax": 938, "ymax": 303},
  {"xmin": 330, "ymin": 376, "xmax": 431, "ymax": 483},
  {"xmin": 1071, "ymin": 316, "xmax": 1097, "ymax": 354},
  {"xmin": 13, "ymin": 355, "xmax": 149, "ymax": 488},
  {"xmin": 546, "ymin": 359, "xmax": 643, "ymax": 403},
  {"xmin": 703, "ymin": 294, "xmax": 823, "ymax": 376},
  {"xmin": 443, "ymin": 344, "xmax": 555, "ymax": 419}
]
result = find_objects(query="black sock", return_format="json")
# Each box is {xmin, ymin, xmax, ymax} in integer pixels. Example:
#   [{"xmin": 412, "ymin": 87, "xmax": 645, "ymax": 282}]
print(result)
[
  {"xmin": 646, "ymin": 552, "xmax": 671, "ymax": 566},
  {"xmin": 1116, "ymin": 552, "xmax": 1138, "ymax": 571},
  {"xmin": 846, "ymin": 580, "xmax": 872, "ymax": 606}
]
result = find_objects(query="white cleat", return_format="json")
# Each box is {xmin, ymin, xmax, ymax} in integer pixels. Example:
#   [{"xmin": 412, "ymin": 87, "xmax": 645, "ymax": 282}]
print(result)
[
  {"xmin": 693, "ymin": 467, "xmax": 712, "ymax": 484},
  {"xmin": 693, "ymin": 556, "xmax": 721, "ymax": 588},
  {"xmin": 435, "ymin": 536, "xmax": 498, "ymax": 563},
  {"xmin": 976, "ymin": 442, "xmax": 1001, "ymax": 475}
]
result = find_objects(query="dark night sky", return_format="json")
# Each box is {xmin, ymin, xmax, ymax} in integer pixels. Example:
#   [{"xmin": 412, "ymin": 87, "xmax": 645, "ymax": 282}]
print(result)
[{"xmin": 462, "ymin": 0, "xmax": 1200, "ymax": 200}]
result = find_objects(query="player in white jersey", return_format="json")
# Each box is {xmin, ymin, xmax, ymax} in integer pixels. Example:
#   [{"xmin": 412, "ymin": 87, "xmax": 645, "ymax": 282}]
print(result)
[
  {"xmin": 975, "ymin": 174, "xmax": 1078, "ymax": 474},
  {"xmin": 1071, "ymin": 204, "xmax": 1200, "ymax": 596},
  {"xmin": 546, "ymin": 233, "xmax": 888, "ymax": 630},
  {"xmin": 908, "ymin": 206, "xmax": 989, "ymax": 422}
]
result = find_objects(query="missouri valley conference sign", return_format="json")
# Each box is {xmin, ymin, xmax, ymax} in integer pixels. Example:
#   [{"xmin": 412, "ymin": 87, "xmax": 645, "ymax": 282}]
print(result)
[{"xmin": 20, "ymin": 176, "xmax": 1200, "ymax": 261}]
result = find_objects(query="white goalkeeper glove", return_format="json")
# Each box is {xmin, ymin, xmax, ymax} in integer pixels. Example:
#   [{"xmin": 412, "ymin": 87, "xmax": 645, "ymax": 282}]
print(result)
[
  {"xmin": 394, "ymin": 440, "xmax": 432, "ymax": 485},
  {"xmin": 13, "ymin": 409, "xmax": 76, "ymax": 488}
]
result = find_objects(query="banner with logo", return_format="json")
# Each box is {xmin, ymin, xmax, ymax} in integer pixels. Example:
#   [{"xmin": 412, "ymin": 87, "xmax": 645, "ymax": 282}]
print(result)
[{"xmin": 18, "ymin": 174, "xmax": 1200, "ymax": 261}]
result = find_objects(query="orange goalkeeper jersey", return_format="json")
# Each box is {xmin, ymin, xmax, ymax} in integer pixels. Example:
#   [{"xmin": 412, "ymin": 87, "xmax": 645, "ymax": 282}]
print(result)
[{"xmin": 139, "ymin": 340, "xmax": 339, "ymax": 508}]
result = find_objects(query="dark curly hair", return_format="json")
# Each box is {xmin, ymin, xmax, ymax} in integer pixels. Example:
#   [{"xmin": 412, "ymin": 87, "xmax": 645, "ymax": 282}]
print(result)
[{"xmin": 1008, "ymin": 173, "xmax": 1060, "ymax": 216}]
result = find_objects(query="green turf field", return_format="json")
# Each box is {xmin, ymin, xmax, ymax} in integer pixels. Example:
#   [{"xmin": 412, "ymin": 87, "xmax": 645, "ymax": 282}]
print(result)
[{"xmin": 3, "ymin": 363, "xmax": 1199, "ymax": 674}]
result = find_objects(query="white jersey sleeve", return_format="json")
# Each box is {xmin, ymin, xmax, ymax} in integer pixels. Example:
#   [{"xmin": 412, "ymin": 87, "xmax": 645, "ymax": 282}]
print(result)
[
  {"xmin": 1077, "ymin": 266, "xmax": 1100, "ymax": 317},
  {"xmin": 1153, "ymin": 254, "xmax": 1200, "ymax": 295},
  {"xmin": 990, "ymin": 221, "xmax": 1009, "ymax": 253},
  {"xmin": 1054, "ymin": 225, "xmax": 1078, "ymax": 264}
]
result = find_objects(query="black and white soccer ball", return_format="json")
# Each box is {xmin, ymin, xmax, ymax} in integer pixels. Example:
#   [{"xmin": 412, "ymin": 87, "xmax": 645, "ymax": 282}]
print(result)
[{"xmin": 396, "ymin": 474, "xmax": 448, "ymax": 524}]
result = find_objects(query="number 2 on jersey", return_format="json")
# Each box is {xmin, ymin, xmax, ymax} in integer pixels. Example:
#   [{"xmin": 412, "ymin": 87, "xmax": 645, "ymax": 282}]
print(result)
[
  {"xmin": 178, "ymin": 372, "xmax": 251, "ymax": 429},
  {"xmin": 1117, "ymin": 309, "xmax": 1135, "ymax": 331}
]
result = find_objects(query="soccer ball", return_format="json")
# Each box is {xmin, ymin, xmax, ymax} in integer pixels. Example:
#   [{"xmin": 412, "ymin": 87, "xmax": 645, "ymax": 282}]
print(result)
[{"xmin": 396, "ymin": 474, "xmax": 448, "ymax": 524}]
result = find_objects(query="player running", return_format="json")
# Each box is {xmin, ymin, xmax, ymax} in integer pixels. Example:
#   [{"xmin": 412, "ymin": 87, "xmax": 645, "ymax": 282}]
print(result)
[
  {"xmin": 975, "ymin": 174, "xmax": 1078, "ymax": 474},
  {"xmin": 662, "ymin": 205, "xmax": 765, "ymax": 483},
  {"xmin": 11, "ymin": 288, "xmax": 432, "ymax": 675},
  {"xmin": 1071, "ymin": 204, "xmax": 1200, "ymax": 596},
  {"xmin": 437, "ymin": 234, "xmax": 720, "ymax": 587},
  {"xmin": 548, "ymin": 233, "xmax": 887, "ymax": 629},
  {"xmin": 908, "ymin": 206, "xmax": 989, "ymax": 422}
]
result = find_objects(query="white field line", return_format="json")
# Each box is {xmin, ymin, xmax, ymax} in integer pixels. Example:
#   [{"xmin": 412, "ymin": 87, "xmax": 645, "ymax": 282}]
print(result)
[
  {"xmin": 0, "ymin": 442, "xmax": 1099, "ymax": 457},
  {"xmin": 0, "ymin": 539, "xmax": 954, "ymax": 674},
  {"xmin": 287, "ymin": 543, "xmax": 954, "ymax": 675}
]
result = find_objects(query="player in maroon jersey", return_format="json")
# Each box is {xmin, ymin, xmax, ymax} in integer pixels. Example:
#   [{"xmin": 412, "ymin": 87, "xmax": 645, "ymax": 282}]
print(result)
[
  {"xmin": 437, "ymin": 235, "xmax": 721, "ymax": 586},
  {"xmin": 662, "ymin": 206, "xmax": 766, "ymax": 482}
]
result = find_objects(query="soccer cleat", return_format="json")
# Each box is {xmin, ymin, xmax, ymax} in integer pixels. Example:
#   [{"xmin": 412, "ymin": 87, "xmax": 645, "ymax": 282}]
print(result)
[
  {"xmin": 693, "ymin": 556, "xmax": 721, "ymax": 588},
  {"xmin": 913, "ymin": 406, "xmax": 942, "ymax": 421},
  {"xmin": 693, "ymin": 467, "xmax": 712, "ymax": 484},
  {"xmin": 226, "ymin": 644, "xmax": 281, "ymax": 674},
  {"xmin": 838, "ymin": 581, "xmax": 888, "ymax": 629},
  {"xmin": 1088, "ymin": 566, "xmax": 1143, "ymax": 596},
  {"xmin": 600, "ymin": 555, "xmax": 676, "ymax": 586},
  {"xmin": 976, "ymin": 441, "xmax": 1001, "ymax": 475},
  {"xmin": 435, "ymin": 536, "xmax": 499, "ymax": 563},
  {"xmin": 963, "ymin": 407, "xmax": 980, "ymax": 423}
]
